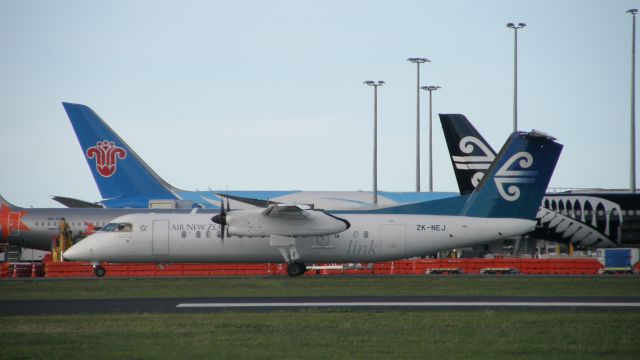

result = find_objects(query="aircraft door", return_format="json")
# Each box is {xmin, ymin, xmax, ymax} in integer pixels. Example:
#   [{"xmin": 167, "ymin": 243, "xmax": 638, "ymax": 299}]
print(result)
[
  {"xmin": 380, "ymin": 224, "xmax": 406, "ymax": 258},
  {"xmin": 152, "ymin": 220, "xmax": 169, "ymax": 255},
  {"xmin": 8, "ymin": 212, "xmax": 22, "ymax": 236}
]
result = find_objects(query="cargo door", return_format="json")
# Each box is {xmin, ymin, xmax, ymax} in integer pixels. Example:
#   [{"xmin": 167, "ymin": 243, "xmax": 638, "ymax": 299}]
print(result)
[
  {"xmin": 152, "ymin": 220, "xmax": 169, "ymax": 255},
  {"xmin": 380, "ymin": 224, "xmax": 406, "ymax": 258}
]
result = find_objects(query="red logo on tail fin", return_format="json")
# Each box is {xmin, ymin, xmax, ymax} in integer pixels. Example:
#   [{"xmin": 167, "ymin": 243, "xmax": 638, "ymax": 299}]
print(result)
[{"xmin": 86, "ymin": 141, "xmax": 127, "ymax": 177}]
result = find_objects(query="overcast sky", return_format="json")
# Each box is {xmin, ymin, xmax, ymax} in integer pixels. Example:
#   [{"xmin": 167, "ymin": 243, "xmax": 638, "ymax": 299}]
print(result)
[{"xmin": 0, "ymin": 0, "xmax": 638, "ymax": 207}]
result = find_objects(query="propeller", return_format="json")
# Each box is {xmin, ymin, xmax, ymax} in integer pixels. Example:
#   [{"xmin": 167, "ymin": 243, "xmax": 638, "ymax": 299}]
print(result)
[{"xmin": 211, "ymin": 196, "xmax": 229, "ymax": 241}]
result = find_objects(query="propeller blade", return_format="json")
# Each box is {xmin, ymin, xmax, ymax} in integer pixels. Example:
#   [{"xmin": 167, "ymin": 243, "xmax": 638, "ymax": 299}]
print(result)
[{"xmin": 211, "ymin": 195, "xmax": 228, "ymax": 242}]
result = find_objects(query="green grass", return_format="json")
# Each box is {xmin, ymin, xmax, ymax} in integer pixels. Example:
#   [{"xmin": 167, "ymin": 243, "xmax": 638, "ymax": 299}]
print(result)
[
  {"xmin": 3, "ymin": 277, "xmax": 639, "ymax": 359},
  {"xmin": 2, "ymin": 311, "xmax": 639, "ymax": 360},
  {"xmin": 2, "ymin": 276, "xmax": 640, "ymax": 300}
]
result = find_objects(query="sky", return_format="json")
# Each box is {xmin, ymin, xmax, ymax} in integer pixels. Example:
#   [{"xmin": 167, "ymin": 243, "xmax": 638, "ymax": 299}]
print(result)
[{"xmin": 0, "ymin": 0, "xmax": 638, "ymax": 207}]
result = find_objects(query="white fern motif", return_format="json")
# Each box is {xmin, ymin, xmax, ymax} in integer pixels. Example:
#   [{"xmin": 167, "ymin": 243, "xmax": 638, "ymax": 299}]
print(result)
[
  {"xmin": 451, "ymin": 136, "xmax": 496, "ymax": 189},
  {"xmin": 493, "ymin": 152, "xmax": 537, "ymax": 201}
]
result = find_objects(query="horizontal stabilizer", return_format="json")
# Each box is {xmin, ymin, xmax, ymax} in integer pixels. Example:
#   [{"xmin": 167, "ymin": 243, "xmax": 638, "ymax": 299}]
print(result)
[{"xmin": 51, "ymin": 196, "xmax": 103, "ymax": 208}]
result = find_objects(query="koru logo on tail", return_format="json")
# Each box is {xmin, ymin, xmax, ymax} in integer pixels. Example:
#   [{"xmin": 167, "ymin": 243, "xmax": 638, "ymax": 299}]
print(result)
[
  {"xmin": 86, "ymin": 140, "xmax": 127, "ymax": 177},
  {"xmin": 451, "ymin": 136, "xmax": 495, "ymax": 187},
  {"xmin": 493, "ymin": 152, "xmax": 537, "ymax": 201}
]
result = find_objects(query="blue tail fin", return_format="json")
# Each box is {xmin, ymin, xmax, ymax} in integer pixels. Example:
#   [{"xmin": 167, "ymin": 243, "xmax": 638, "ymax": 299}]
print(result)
[
  {"xmin": 62, "ymin": 103, "xmax": 177, "ymax": 201},
  {"xmin": 357, "ymin": 130, "xmax": 561, "ymax": 220},
  {"xmin": 462, "ymin": 130, "xmax": 562, "ymax": 219}
]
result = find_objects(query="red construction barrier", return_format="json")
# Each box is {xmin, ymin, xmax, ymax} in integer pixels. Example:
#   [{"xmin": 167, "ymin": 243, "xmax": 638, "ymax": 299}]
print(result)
[
  {"xmin": 44, "ymin": 262, "xmax": 94, "ymax": 278},
  {"xmin": 0, "ymin": 262, "xmax": 9, "ymax": 278},
  {"xmin": 4, "ymin": 257, "xmax": 632, "ymax": 278}
]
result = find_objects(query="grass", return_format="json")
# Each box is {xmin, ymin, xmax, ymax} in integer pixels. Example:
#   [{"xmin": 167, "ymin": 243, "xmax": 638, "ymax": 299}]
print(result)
[
  {"xmin": 2, "ymin": 276, "xmax": 640, "ymax": 300},
  {"xmin": 3, "ymin": 276, "xmax": 639, "ymax": 359},
  {"xmin": 2, "ymin": 311, "xmax": 639, "ymax": 360}
]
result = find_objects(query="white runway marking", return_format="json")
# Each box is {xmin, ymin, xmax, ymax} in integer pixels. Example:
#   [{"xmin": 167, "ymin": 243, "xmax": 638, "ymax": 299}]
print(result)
[{"xmin": 176, "ymin": 301, "xmax": 640, "ymax": 308}]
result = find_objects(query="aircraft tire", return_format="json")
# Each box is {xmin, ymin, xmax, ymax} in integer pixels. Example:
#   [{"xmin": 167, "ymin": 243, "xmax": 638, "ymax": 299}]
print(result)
[
  {"xmin": 287, "ymin": 262, "xmax": 306, "ymax": 277},
  {"xmin": 94, "ymin": 266, "xmax": 106, "ymax": 277}
]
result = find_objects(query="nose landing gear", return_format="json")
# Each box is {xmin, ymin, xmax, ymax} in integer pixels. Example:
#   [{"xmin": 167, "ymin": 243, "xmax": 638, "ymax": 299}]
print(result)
[
  {"xmin": 287, "ymin": 262, "xmax": 307, "ymax": 277},
  {"xmin": 93, "ymin": 265, "xmax": 106, "ymax": 277}
]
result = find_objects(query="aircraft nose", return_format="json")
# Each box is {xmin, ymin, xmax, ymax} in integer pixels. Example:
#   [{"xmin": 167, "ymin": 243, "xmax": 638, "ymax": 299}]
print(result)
[{"xmin": 63, "ymin": 241, "xmax": 90, "ymax": 261}]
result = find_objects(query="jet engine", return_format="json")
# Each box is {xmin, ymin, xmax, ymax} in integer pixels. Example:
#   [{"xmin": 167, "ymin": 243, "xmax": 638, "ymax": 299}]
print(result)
[{"xmin": 213, "ymin": 204, "xmax": 350, "ymax": 238}]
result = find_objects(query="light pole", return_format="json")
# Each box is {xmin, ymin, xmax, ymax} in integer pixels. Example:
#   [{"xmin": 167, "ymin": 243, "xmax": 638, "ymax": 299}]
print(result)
[
  {"xmin": 628, "ymin": 9, "xmax": 638, "ymax": 193},
  {"xmin": 364, "ymin": 80, "xmax": 385, "ymax": 205},
  {"xmin": 407, "ymin": 58, "xmax": 431, "ymax": 192},
  {"xmin": 421, "ymin": 85, "xmax": 441, "ymax": 192},
  {"xmin": 507, "ymin": 22, "xmax": 526, "ymax": 132}
]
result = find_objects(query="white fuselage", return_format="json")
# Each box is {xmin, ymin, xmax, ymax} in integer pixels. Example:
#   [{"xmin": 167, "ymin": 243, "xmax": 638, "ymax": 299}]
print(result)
[{"xmin": 65, "ymin": 212, "xmax": 535, "ymax": 264}]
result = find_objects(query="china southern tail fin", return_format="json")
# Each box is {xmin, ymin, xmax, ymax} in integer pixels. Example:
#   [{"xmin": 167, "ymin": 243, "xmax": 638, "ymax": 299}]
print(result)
[
  {"xmin": 461, "ymin": 130, "xmax": 562, "ymax": 219},
  {"xmin": 439, "ymin": 114, "xmax": 497, "ymax": 195},
  {"xmin": 365, "ymin": 130, "xmax": 561, "ymax": 220},
  {"xmin": 62, "ymin": 103, "xmax": 177, "ymax": 202}
]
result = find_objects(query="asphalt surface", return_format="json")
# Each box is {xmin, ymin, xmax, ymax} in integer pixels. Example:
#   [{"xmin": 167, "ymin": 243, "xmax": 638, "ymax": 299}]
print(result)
[{"xmin": 3, "ymin": 296, "xmax": 640, "ymax": 315}]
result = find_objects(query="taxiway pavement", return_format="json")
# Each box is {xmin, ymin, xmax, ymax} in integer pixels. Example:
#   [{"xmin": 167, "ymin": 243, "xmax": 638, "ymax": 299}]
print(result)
[{"xmin": 3, "ymin": 296, "xmax": 640, "ymax": 315}]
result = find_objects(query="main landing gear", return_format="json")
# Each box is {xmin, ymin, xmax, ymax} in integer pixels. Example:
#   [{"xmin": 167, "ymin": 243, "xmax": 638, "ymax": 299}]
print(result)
[
  {"xmin": 93, "ymin": 265, "xmax": 106, "ymax": 277},
  {"xmin": 287, "ymin": 262, "xmax": 307, "ymax": 277}
]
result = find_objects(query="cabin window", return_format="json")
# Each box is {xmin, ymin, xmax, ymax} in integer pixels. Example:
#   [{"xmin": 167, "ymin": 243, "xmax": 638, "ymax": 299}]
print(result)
[
  {"xmin": 217, "ymin": 230, "xmax": 222, "ymax": 238},
  {"xmin": 353, "ymin": 231, "xmax": 359, "ymax": 238},
  {"xmin": 206, "ymin": 231, "xmax": 212, "ymax": 238},
  {"xmin": 181, "ymin": 231, "xmax": 187, "ymax": 238},
  {"xmin": 196, "ymin": 231, "xmax": 201, "ymax": 238},
  {"xmin": 363, "ymin": 231, "xmax": 369, "ymax": 238}
]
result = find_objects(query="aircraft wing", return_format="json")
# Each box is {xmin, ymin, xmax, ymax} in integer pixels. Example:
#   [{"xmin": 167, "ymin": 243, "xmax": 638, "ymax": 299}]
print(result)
[
  {"xmin": 261, "ymin": 204, "xmax": 309, "ymax": 219},
  {"xmin": 51, "ymin": 196, "xmax": 103, "ymax": 208},
  {"xmin": 217, "ymin": 193, "xmax": 280, "ymax": 208}
]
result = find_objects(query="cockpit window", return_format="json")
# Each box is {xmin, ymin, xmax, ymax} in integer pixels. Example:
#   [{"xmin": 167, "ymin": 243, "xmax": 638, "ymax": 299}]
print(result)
[{"xmin": 100, "ymin": 222, "xmax": 133, "ymax": 232}]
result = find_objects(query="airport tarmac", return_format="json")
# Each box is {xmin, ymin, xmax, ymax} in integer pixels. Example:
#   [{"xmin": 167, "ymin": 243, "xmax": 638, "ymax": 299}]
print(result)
[{"xmin": 3, "ymin": 296, "xmax": 640, "ymax": 315}]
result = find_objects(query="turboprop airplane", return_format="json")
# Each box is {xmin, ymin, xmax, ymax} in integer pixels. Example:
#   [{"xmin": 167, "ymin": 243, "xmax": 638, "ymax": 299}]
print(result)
[
  {"xmin": 63, "ymin": 130, "xmax": 563, "ymax": 277},
  {"xmin": 61, "ymin": 102, "xmax": 457, "ymax": 210},
  {"xmin": 439, "ymin": 114, "xmax": 640, "ymax": 248}
]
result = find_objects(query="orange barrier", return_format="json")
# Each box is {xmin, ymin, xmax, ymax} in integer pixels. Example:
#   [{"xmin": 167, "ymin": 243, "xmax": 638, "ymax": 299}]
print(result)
[
  {"xmin": 41, "ymin": 262, "xmax": 288, "ymax": 278},
  {"xmin": 1, "ymin": 262, "xmax": 10, "ymax": 278},
  {"xmin": 0, "ymin": 263, "xmax": 44, "ymax": 278},
  {"xmin": 2, "ymin": 258, "xmax": 637, "ymax": 278}
]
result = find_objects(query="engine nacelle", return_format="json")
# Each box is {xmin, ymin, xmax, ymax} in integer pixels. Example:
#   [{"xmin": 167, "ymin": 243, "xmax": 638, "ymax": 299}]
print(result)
[{"xmin": 225, "ymin": 208, "xmax": 350, "ymax": 237}]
